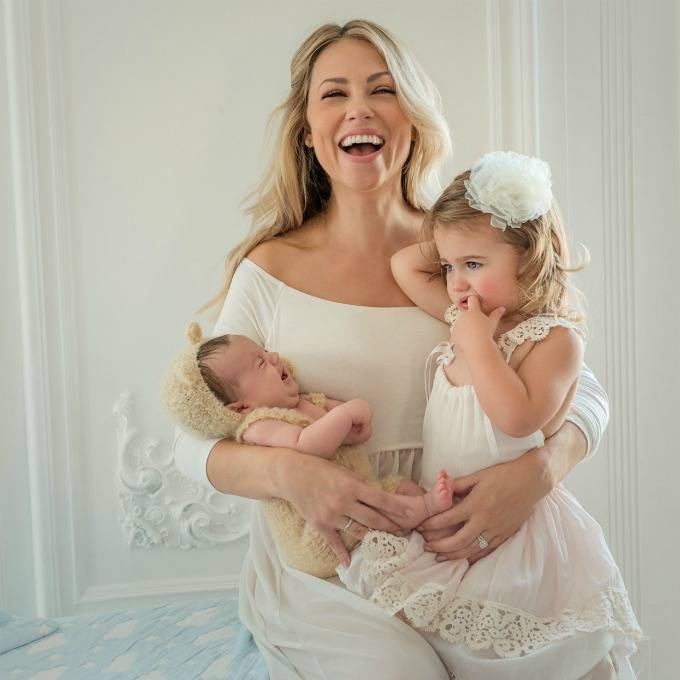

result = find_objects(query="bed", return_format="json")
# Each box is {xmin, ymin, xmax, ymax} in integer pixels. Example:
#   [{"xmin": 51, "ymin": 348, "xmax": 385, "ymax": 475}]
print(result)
[{"xmin": 0, "ymin": 596, "xmax": 267, "ymax": 679}]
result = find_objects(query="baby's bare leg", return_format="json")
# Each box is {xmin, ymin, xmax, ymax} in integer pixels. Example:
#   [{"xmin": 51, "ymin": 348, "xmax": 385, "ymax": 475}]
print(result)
[{"xmin": 383, "ymin": 470, "xmax": 454, "ymax": 530}]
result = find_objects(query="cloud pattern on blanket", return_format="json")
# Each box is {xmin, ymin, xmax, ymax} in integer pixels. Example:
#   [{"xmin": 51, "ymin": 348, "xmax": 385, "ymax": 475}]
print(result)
[{"xmin": 0, "ymin": 597, "xmax": 266, "ymax": 679}]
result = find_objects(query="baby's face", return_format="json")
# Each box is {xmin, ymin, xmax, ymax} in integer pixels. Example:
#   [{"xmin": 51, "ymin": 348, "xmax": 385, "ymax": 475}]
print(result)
[{"xmin": 207, "ymin": 335, "xmax": 300, "ymax": 411}]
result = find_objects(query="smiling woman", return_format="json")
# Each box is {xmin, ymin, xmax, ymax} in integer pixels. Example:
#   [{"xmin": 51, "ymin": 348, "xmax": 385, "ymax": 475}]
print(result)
[
  {"xmin": 197, "ymin": 20, "xmax": 451, "ymax": 313},
  {"xmin": 173, "ymin": 19, "xmax": 613, "ymax": 680}
]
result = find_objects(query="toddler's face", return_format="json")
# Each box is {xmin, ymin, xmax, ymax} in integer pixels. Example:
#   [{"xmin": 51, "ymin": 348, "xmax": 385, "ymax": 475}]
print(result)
[
  {"xmin": 434, "ymin": 216, "xmax": 521, "ymax": 316},
  {"xmin": 206, "ymin": 335, "xmax": 300, "ymax": 412}
]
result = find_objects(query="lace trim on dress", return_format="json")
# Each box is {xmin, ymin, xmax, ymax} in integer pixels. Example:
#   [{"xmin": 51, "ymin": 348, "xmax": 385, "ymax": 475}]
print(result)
[
  {"xmin": 361, "ymin": 531, "xmax": 643, "ymax": 658},
  {"xmin": 497, "ymin": 315, "xmax": 583, "ymax": 363},
  {"xmin": 444, "ymin": 304, "xmax": 584, "ymax": 364}
]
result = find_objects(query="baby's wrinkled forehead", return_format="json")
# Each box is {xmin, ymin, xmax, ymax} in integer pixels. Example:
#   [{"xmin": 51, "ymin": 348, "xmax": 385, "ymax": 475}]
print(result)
[{"xmin": 207, "ymin": 335, "xmax": 261, "ymax": 381}]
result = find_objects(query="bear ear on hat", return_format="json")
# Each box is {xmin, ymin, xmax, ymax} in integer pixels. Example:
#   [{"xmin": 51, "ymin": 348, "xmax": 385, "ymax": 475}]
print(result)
[{"xmin": 186, "ymin": 322, "xmax": 203, "ymax": 344}]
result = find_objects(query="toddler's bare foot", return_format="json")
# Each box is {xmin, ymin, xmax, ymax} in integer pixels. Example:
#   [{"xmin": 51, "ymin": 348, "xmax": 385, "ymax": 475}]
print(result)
[{"xmin": 423, "ymin": 470, "xmax": 454, "ymax": 517}]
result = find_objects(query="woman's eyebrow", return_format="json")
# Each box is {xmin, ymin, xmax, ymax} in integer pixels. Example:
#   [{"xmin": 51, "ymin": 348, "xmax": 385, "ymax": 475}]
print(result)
[
  {"xmin": 367, "ymin": 70, "xmax": 391, "ymax": 82},
  {"xmin": 317, "ymin": 71, "xmax": 392, "ymax": 90}
]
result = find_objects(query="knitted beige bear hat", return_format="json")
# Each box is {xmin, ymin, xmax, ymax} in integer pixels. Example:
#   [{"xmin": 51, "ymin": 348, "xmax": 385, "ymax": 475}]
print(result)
[{"xmin": 161, "ymin": 323, "xmax": 245, "ymax": 439}]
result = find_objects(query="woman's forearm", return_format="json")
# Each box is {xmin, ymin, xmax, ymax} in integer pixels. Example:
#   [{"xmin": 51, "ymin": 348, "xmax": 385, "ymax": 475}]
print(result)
[
  {"xmin": 205, "ymin": 438, "xmax": 297, "ymax": 498},
  {"xmin": 533, "ymin": 420, "xmax": 588, "ymax": 490},
  {"xmin": 205, "ymin": 436, "xmax": 414, "ymax": 542},
  {"xmin": 566, "ymin": 364, "xmax": 609, "ymax": 458}
]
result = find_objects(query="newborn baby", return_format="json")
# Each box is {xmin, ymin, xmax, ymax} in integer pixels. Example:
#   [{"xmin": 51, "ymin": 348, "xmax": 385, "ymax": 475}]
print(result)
[{"xmin": 163, "ymin": 324, "xmax": 453, "ymax": 577}]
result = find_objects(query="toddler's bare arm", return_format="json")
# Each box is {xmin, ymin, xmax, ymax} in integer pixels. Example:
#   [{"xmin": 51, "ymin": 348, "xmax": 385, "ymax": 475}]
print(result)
[{"xmin": 391, "ymin": 242, "xmax": 451, "ymax": 321}]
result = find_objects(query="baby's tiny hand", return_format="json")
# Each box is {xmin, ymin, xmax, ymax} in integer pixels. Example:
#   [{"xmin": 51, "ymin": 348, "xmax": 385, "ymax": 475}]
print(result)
[{"xmin": 451, "ymin": 296, "xmax": 505, "ymax": 351}]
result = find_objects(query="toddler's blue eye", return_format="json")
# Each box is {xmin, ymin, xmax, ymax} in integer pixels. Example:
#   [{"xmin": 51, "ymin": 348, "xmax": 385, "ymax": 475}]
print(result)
[
  {"xmin": 466, "ymin": 262, "xmax": 481, "ymax": 270},
  {"xmin": 442, "ymin": 263, "xmax": 454, "ymax": 273}
]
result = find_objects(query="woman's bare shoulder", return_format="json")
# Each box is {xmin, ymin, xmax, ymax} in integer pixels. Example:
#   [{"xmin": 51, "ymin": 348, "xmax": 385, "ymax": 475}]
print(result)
[
  {"xmin": 247, "ymin": 223, "xmax": 322, "ymax": 279},
  {"xmin": 246, "ymin": 239, "xmax": 286, "ymax": 274}
]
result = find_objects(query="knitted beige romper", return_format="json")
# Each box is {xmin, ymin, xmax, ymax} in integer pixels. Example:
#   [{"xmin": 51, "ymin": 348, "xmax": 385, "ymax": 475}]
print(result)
[{"xmin": 234, "ymin": 393, "xmax": 403, "ymax": 578}]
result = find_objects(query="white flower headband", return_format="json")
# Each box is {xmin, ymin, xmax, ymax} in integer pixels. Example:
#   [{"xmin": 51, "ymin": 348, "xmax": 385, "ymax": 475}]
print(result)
[{"xmin": 464, "ymin": 151, "xmax": 553, "ymax": 230}]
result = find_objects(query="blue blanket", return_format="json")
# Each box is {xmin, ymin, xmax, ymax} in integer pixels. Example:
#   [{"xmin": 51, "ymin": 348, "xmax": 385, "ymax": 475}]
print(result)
[{"xmin": 0, "ymin": 597, "xmax": 268, "ymax": 679}]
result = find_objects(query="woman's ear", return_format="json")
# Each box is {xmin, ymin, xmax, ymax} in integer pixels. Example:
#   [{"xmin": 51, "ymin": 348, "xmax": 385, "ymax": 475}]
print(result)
[{"xmin": 303, "ymin": 123, "xmax": 313, "ymax": 148}]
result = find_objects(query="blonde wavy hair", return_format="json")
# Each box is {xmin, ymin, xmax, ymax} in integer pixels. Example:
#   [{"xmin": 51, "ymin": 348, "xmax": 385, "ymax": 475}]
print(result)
[
  {"xmin": 202, "ymin": 19, "xmax": 451, "ymax": 313},
  {"xmin": 424, "ymin": 170, "xmax": 588, "ymax": 326}
]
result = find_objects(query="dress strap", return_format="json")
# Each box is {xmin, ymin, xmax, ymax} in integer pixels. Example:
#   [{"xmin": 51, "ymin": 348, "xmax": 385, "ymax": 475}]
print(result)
[
  {"xmin": 425, "ymin": 342, "xmax": 454, "ymax": 400},
  {"xmin": 425, "ymin": 303, "xmax": 460, "ymax": 399},
  {"xmin": 497, "ymin": 316, "xmax": 584, "ymax": 363}
]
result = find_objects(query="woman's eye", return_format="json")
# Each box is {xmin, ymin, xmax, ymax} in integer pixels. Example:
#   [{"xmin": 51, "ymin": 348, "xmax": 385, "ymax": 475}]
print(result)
[
  {"xmin": 373, "ymin": 86, "xmax": 396, "ymax": 95},
  {"xmin": 321, "ymin": 90, "xmax": 344, "ymax": 99},
  {"xmin": 466, "ymin": 261, "xmax": 481, "ymax": 270}
]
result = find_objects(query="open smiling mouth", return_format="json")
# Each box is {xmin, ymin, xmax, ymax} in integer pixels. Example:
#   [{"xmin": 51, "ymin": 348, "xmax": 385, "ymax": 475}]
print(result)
[{"xmin": 339, "ymin": 134, "xmax": 385, "ymax": 157}]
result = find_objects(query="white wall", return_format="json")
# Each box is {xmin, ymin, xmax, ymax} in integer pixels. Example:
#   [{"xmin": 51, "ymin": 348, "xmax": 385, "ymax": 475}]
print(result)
[{"xmin": 2, "ymin": 0, "xmax": 678, "ymax": 677}]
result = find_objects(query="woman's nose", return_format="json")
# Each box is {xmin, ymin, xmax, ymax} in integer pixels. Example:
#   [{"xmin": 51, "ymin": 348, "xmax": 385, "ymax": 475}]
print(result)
[{"xmin": 345, "ymin": 94, "xmax": 374, "ymax": 121}]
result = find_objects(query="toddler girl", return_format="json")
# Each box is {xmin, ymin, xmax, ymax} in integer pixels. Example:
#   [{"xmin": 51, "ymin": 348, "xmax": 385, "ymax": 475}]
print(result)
[{"xmin": 338, "ymin": 151, "xmax": 643, "ymax": 678}]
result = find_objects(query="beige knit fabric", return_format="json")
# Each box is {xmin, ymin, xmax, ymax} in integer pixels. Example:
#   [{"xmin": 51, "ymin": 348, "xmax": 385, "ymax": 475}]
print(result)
[
  {"xmin": 161, "ymin": 323, "xmax": 243, "ymax": 438},
  {"xmin": 234, "ymin": 405, "xmax": 402, "ymax": 577}
]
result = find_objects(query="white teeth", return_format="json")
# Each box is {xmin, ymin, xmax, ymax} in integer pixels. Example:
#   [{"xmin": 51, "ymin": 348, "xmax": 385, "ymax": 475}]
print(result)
[{"xmin": 340, "ymin": 134, "xmax": 384, "ymax": 148}]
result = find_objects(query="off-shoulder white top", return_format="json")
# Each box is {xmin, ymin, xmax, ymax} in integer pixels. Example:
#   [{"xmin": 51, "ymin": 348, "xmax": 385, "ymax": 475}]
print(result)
[{"xmin": 174, "ymin": 258, "xmax": 608, "ymax": 488}]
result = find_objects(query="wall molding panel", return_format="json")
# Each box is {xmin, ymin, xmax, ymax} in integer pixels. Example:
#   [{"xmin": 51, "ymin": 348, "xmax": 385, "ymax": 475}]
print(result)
[
  {"xmin": 599, "ymin": 0, "xmax": 641, "ymax": 617},
  {"xmin": 76, "ymin": 574, "xmax": 239, "ymax": 610},
  {"xmin": 486, "ymin": 0, "xmax": 540, "ymax": 155},
  {"xmin": 4, "ymin": 0, "xmax": 71, "ymax": 618},
  {"xmin": 116, "ymin": 392, "xmax": 252, "ymax": 550}
]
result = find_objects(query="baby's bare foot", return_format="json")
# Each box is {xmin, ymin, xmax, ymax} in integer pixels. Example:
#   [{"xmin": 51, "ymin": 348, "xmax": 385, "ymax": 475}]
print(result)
[{"xmin": 423, "ymin": 470, "xmax": 454, "ymax": 517}]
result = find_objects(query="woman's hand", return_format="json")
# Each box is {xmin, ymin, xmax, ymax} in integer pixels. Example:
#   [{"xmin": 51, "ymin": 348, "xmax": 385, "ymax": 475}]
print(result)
[
  {"xmin": 275, "ymin": 450, "xmax": 414, "ymax": 566},
  {"xmin": 418, "ymin": 447, "xmax": 552, "ymax": 564}
]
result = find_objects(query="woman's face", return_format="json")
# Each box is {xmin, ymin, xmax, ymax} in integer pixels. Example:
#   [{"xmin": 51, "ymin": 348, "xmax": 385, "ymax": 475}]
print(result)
[{"xmin": 305, "ymin": 38, "xmax": 413, "ymax": 195}]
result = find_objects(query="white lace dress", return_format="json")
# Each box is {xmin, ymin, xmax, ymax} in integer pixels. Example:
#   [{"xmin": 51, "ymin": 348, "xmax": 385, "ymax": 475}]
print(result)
[{"xmin": 339, "ymin": 314, "xmax": 643, "ymax": 680}]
